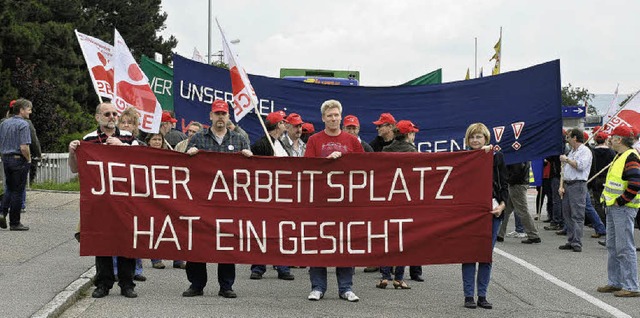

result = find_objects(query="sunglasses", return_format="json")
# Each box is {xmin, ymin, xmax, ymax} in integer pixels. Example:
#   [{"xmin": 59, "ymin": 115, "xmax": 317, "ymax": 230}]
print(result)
[{"xmin": 103, "ymin": 112, "xmax": 119, "ymax": 117}]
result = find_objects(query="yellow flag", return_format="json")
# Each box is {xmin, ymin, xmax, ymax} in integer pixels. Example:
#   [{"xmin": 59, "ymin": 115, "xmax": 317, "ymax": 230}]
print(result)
[
  {"xmin": 490, "ymin": 36, "xmax": 501, "ymax": 75},
  {"xmin": 465, "ymin": 68, "xmax": 470, "ymax": 80}
]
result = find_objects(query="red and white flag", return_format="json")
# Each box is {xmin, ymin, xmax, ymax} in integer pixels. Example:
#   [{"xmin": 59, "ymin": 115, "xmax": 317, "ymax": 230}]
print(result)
[
  {"xmin": 192, "ymin": 47, "xmax": 206, "ymax": 63},
  {"xmin": 603, "ymin": 89, "xmax": 640, "ymax": 134},
  {"xmin": 75, "ymin": 30, "xmax": 114, "ymax": 100},
  {"xmin": 603, "ymin": 84, "xmax": 620, "ymax": 123},
  {"xmin": 216, "ymin": 19, "xmax": 258, "ymax": 122},
  {"xmin": 112, "ymin": 29, "xmax": 162, "ymax": 133}
]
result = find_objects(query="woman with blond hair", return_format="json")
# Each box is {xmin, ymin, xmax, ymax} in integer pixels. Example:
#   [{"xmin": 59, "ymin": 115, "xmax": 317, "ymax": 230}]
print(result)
[{"xmin": 461, "ymin": 122, "xmax": 508, "ymax": 309}]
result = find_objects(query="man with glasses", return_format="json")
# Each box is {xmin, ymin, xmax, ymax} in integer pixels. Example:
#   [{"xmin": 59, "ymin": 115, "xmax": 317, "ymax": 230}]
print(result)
[
  {"xmin": 67, "ymin": 102, "xmax": 139, "ymax": 299},
  {"xmin": 369, "ymin": 113, "xmax": 396, "ymax": 152},
  {"xmin": 281, "ymin": 113, "xmax": 307, "ymax": 157},
  {"xmin": 174, "ymin": 122, "xmax": 203, "ymax": 153}
]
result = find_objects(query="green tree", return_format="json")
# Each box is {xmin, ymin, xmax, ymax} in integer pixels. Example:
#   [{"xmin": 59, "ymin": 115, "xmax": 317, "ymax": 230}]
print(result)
[
  {"xmin": 561, "ymin": 84, "xmax": 596, "ymax": 115},
  {"xmin": 0, "ymin": 0, "xmax": 177, "ymax": 151}
]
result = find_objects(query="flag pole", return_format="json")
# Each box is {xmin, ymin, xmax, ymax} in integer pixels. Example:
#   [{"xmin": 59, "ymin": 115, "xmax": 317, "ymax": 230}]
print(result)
[
  {"xmin": 207, "ymin": 0, "xmax": 212, "ymax": 64},
  {"xmin": 586, "ymin": 88, "xmax": 640, "ymax": 145},
  {"xmin": 474, "ymin": 37, "xmax": 477, "ymax": 78},
  {"xmin": 499, "ymin": 27, "xmax": 502, "ymax": 71},
  {"xmin": 254, "ymin": 110, "xmax": 276, "ymax": 154}
]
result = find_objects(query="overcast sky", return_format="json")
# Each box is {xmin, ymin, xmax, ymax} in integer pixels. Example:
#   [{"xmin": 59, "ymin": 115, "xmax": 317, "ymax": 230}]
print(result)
[{"xmin": 159, "ymin": 0, "xmax": 639, "ymax": 94}]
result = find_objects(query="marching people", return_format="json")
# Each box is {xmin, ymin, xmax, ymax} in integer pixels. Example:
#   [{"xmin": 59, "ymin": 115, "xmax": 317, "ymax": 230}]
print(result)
[
  {"xmin": 597, "ymin": 125, "xmax": 640, "ymax": 297},
  {"xmin": 0, "ymin": 99, "xmax": 33, "ymax": 231},
  {"xmin": 498, "ymin": 161, "xmax": 542, "ymax": 244},
  {"xmin": 559, "ymin": 128, "xmax": 592, "ymax": 252},
  {"xmin": 249, "ymin": 111, "xmax": 294, "ymax": 281},
  {"xmin": 461, "ymin": 122, "xmax": 508, "ymax": 309},
  {"xmin": 376, "ymin": 119, "xmax": 421, "ymax": 290},
  {"xmin": 160, "ymin": 110, "xmax": 186, "ymax": 148},
  {"xmin": 182, "ymin": 99, "xmax": 252, "ymax": 298},
  {"xmin": 343, "ymin": 115, "xmax": 374, "ymax": 152},
  {"xmin": 369, "ymin": 112, "xmax": 396, "ymax": 152},
  {"xmin": 68, "ymin": 102, "xmax": 139, "ymax": 298},
  {"xmin": 300, "ymin": 122, "xmax": 315, "ymax": 143},
  {"xmin": 304, "ymin": 99, "xmax": 364, "ymax": 302},
  {"xmin": 174, "ymin": 122, "xmax": 203, "ymax": 153},
  {"xmin": 281, "ymin": 113, "xmax": 306, "ymax": 157}
]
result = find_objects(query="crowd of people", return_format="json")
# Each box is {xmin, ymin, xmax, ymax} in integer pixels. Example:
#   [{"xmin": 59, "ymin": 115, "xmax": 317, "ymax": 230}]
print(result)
[{"xmin": 2, "ymin": 97, "xmax": 638, "ymax": 308}]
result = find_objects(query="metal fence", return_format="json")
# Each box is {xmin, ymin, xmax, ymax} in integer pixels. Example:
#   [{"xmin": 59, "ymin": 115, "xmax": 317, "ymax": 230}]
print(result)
[{"xmin": 0, "ymin": 153, "xmax": 77, "ymax": 186}]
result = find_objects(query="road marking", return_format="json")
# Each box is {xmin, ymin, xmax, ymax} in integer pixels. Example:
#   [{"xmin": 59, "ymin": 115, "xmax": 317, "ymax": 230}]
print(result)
[{"xmin": 494, "ymin": 248, "xmax": 630, "ymax": 318}]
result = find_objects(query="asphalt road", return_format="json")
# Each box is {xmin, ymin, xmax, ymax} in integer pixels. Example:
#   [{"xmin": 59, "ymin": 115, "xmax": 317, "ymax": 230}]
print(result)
[{"xmin": 2, "ymin": 190, "xmax": 639, "ymax": 318}]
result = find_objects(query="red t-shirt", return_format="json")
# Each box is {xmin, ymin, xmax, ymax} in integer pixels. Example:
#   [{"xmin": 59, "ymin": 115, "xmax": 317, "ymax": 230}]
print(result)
[{"xmin": 304, "ymin": 130, "xmax": 364, "ymax": 158}]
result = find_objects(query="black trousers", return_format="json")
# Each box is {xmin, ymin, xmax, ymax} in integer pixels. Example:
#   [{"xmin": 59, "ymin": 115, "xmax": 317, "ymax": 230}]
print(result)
[
  {"xmin": 186, "ymin": 261, "xmax": 236, "ymax": 291},
  {"xmin": 94, "ymin": 256, "xmax": 135, "ymax": 290},
  {"xmin": 409, "ymin": 266, "xmax": 422, "ymax": 277}
]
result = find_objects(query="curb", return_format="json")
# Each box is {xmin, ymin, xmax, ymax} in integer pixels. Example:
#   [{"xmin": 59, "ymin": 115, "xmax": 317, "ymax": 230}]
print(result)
[{"xmin": 31, "ymin": 266, "xmax": 96, "ymax": 318}]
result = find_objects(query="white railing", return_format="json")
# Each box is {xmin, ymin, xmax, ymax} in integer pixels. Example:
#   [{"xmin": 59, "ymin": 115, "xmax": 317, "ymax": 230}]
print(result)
[{"xmin": 0, "ymin": 153, "xmax": 77, "ymax": 185}]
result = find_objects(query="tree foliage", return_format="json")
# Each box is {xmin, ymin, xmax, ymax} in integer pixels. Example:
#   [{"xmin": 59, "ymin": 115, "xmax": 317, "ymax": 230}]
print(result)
[
  {"xmin": 0, "ymin": 0, "xmax": 177, "ymax": 151},
  {"xmin": 561, "ymin": 84, "xmax": 597, "ymax": 115}
]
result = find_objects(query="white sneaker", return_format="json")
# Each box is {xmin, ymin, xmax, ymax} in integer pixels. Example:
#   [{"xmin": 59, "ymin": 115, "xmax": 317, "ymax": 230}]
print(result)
[
  {"xmin": 339, "ymin": 291, "xmax": 360, "ymax": 302},
  {"xmin": 308, "ymin": 290, "xmax": 324, "ymax": 301},
  {"xmin": 506, "ymin": 231, "xmax": 525, "ymax": 238}
]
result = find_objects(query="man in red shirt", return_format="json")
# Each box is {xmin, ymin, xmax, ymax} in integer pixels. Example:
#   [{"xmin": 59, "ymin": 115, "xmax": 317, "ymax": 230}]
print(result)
[{"xmin": 304, "ymin": 99, "xmax": 364, "ymax": 302}]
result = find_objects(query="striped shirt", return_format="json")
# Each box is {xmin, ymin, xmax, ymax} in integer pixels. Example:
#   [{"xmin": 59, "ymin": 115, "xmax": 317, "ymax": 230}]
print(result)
[
  {"xmin": 618, "ymin": 152, "xmax": 640, "ymax": 206},
  {"xmin": 82, "ymin": 127, "xmax": 138, "ymax": 145},
  {"xmin": 0, "ymin": 116, "xmax": 31, "ymax": 155}
]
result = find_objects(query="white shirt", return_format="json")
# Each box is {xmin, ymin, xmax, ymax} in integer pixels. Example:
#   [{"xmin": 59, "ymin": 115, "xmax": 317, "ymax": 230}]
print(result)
[{"xmin": 564, "ymin": 143, "xmax": 592, "ymax": 181}]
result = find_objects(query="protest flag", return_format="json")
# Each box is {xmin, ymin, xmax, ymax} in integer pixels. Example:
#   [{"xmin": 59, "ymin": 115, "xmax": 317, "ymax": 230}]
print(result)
[
  {"xmin": 603, "ymin": 84, "xmax": 620, "ymax": 123},
  {"xmin": 74, "ymin": 30, "xmax": 114, "ymax": 101},
  {"xmin": 192, "ymin": 47, "xmax": 206, "ymax": 63},
  {"xmin": 490, "ymin": 28, "xmax": 502, "ymax": 75},
  {"xmin": 112, "ymin": 28, "xmax": 162, "ymax": 133},
  {"xmin": 601, "ymin": 89, "xmax": 640, "ymax": 134}
]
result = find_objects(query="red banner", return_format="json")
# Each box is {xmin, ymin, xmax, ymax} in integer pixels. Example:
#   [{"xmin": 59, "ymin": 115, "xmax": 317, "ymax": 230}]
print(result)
[{"xmin": 77, "ymin": 143, "xmax": 494, "ymax": 266}]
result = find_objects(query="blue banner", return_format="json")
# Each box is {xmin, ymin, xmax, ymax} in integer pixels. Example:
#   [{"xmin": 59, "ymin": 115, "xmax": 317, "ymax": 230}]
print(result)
[{"xmin": 173, "ymin": 55, "xmax": 562, "ymax": 164}]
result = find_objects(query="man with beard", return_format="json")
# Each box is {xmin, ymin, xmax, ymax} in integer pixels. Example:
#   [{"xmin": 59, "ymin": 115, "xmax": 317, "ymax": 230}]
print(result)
[
  {"xmin": 369, "ymin": 113, "xmax": 396, "ymax": 152},
  {"xmin": 67, "ymin": 102, "xmax": 139, "ymax": 298},
  {"xmin": 281, "ymin": 113, "xmax": 306, "ymax": 157},
  {"xmin": 181, "ymin": 99, "xmax": 252, "ymax": 299}
]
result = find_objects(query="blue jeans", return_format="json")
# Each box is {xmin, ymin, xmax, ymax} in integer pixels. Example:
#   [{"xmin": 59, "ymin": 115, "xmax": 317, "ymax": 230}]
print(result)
[
  {"xmin": 606, "ymin": 206, "xmax": 639, "ymax": 292},
  {"xmin": 113, "ymin": 257, "xmax": 143, "ymax": 275},
  {"xmin": 309, "ymin": 267, "xmax": 354, "ymax": 294},
  {"xmin": 251, "ymin": 264, "xmax": 290, "ymax": 275},
  {"xmin": 462, "ymin": 217, "xmax": 501, "ymax": 297},
  {"xmin": 514, "ymin": 213, "xmax": 524, "ymax": 233},
  {"xmin": 1, "ymin": 187, "xmax": 26, "ymax": 210},
  {"xmin": 1, "ymin": 156, "xmax": 29, "ymax": 226},
  {"xmin": 380, "ymin": 266, "xmax": 405, "ymax": 281},
  {"xmin": 585, "ymin": 192, "xmax": 606, "ymax": 234}
]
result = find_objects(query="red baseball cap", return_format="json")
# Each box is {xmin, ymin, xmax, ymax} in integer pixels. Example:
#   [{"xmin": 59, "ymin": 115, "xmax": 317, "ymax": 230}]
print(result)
[
  {"xmin": 632, "ymin": 126, "xmax": 640, "ymax": 137},
  {"xmin": 302, "ymin": 122, "xmax": 315, "ymax": 133},
  {"xmin": 211, "ymin": 99, "xmax": 229, "ymax": 113},
  {"xmin": 594, "ymin": 131, "xmax": 609, "ymax": 142},
  {"xmin": 396, "ymin": 120, "xmax": 419, "ymax": 134},
  {"xmin": 286, "ymin": 113, "xmax": 303, "ymax": 126},
  {"xmin": 343, "ymin": 115, "xmax": 360, "ymax": 127},
  {"xmin": 373, "ymin": 113, "xmax": 396, "ymax": 126},
  {"xmin": 583, "ymin": 131, "xmax": 589, "ymax": 141},
  {"xmin": 266, "ymin": 112, "xmax": 284, "ymax": 125},
  {"xmin": 592, "ymin": 125, "xmax": 601, "ymax": 133},
  {"xmin": 276, "ymin": 110, "xmax": 287, "ymax": 118},
  {"xmin": 612, "ymin": 125, "xmax": 634, "ymax": 138},
  {"xmin": 161, "ymin": 111, "xmax": 177, "ymax": 123}
]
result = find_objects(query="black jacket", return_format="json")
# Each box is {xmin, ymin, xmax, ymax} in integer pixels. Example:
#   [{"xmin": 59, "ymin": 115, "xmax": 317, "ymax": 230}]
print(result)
[
  {"xmin": 506, "ymin": 161, "xmax": 530, "ymax": 185},
  {"xmin": 382, "ymin": 140, "xmax": 417, "ymax": 153},
  {"xmin": 493, "ymin": 151, "xmax": 509, "ymax": 220},
  {"xmin": 369, "ymin": 136, "xmax": 393, "ymax": 152},
  {"xmin": 251, "ymin": 135, "xmax": 290, "ymax": 156}
]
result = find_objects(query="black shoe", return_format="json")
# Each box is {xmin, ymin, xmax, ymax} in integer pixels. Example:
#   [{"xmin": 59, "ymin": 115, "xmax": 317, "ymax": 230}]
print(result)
[
  {"xmin": 411, "ymin": 275, "xmax": 424, "ymax": 282},
  {"xmin": 133, "ymin": 274, "xmax": 146, "ymax": 282},
  {"xmin": 9, "ymin": 223, "xmax": 29, "ymax": 231},
  {"xmin": 120, "ymin": 288, "xmax": 138, "ymax": 298},
  {"xmin": 74, "ymin": 232, "xmax": 80, "ymax": 242},
  {"xmin": 92, "ymin": 287, "xmax": 109, "ymax": 298},
  {"xmin": 278, "ymin": 272, "xmax": 295, "ymax": 280},
  {"xmin": 363, "ymin": 267, "xmax": 379, "ymax": 273},
  {"xmin": 598, "ymin": 240, "xmax": 606, "ymax": 247},
  {"xmin": 218, "ymin": 290, "xmax": 237, "ymax": 298},
  {"xmin": 0, "ymin": 215, "xmax": 6, "ymax": 229},
  {"xmin": 496, "ymin": 236, "xmax": 504, "ymax": 242},
  {"xmin": 477, "ymin": 297, "xmax": 493, "ymax": 309},
  {"xmin": 559, "ymin": 244, "xmax": 573, "ymax": 250},
  {"xmin": 173, "ymin": 262, "xmax": 186, "ymax": 269},
  {"xmin": 250, "ymin": 272, "xmax": 263, "ymax": 280},
  {"xmin": 572, "ymin": 246, "xmax": 582, "ymax": 252},
  {"xmin": 521, "ymin": 238, "xmax": 541, "ymax": 244},
  {"xmin": 182, "ymin": 288, "xmax": 203, "ymax": 297},
  {"xmin": 542, "ymin": 219, "xmax": 552, "ymax": 223},
  {"xmin": 464, "ymin": 297, "xmax": 476, "ymax": 309},
  {"xmin": 544, "ymin": 224, "xmax": 561, "ymax": 231}
]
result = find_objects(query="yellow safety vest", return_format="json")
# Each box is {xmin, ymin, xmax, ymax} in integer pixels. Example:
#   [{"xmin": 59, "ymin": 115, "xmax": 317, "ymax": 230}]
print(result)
[{"xmin": 602, "ymin": 148, "xmax": 640, "ymax": 207}]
